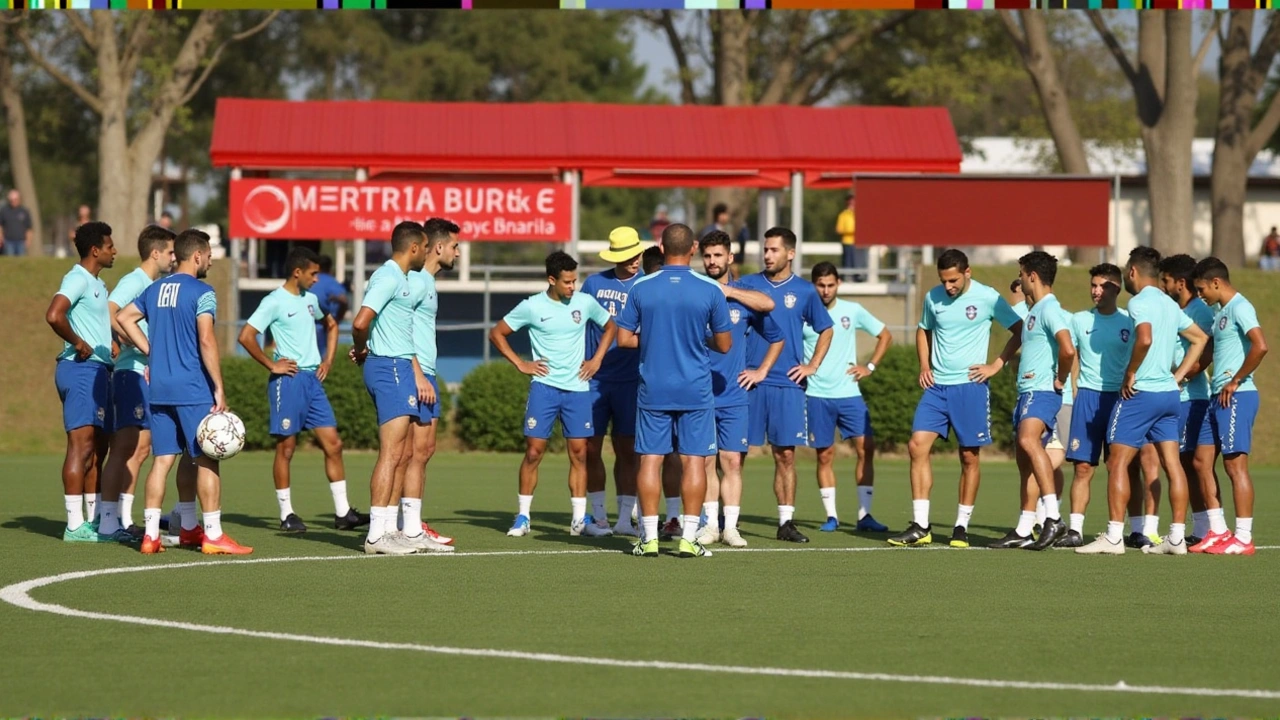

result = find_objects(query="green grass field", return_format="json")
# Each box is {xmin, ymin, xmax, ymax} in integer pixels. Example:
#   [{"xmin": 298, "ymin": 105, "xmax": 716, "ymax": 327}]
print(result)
[{"xmin": 1, "ymin": 451, "xmax": 1278, "ymax": 718}]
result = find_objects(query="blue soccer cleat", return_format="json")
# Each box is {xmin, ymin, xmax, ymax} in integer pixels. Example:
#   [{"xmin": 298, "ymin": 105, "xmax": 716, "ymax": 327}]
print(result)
[
  {"xmin": 820, "ymin": 516, "xmax": 840, "ymax": 532},
  {"xmin": 856, "ymin": 515, "xmax": 889, "ymax": 532},
  {"xmin": 506, "ymin": 514, "xmax": 531, "ymax": 537}
]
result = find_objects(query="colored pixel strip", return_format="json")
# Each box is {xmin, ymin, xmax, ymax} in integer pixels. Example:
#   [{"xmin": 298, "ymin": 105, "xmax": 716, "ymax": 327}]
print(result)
[{"xmin": 7, "ymin": 0, "xmax": 1275, "ymax": 7}]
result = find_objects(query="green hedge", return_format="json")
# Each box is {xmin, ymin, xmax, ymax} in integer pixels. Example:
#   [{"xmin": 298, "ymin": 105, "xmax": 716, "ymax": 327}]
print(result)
[
  {"xmin": 456, "ymin": 361, "xmax": 562, "ymax": 453},
  {"xmin": 222, "ymin": 347, "xmax": 451, "ymax": 451}
]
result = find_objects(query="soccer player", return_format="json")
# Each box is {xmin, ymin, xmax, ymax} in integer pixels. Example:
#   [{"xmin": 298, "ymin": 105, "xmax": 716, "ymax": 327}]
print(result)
[
  {"xmin": 804, "ymin": 262, "xmax": 891, "ymax": 534},
  {"xmin": 311, "ymin": 254, "xmax": 349, "ymax": 354},
  {"xmin": 1192, "ymin": 257, "xmax": 1268, "ymax": 555},
  {"xmin": 737, "ymin": 227, "xmax": 834, "ymax": 543},
  {"xmin": 238, "ymin": 246, "xmax": 368, "ymax": 534},
  {"xmin": 1077, "ymin": 247, "xmax": 1208, "ymax": 556},
  {"xmin": 96, "ymin": 225, "xmax": 176, "ymax": 539},
  {"xmin": 350, "ymin": 221, "xmax": 430, "ymax": 555},
  {"xmin": 395, "ymin": 217, "xmax": 461, "ymax": 550},
  {"xmin": 45, "ymin": 221, "xmax": 117, "ymax": 542},
  {"xmin": 698, "ymin": 230, "xmax": 779, "ymax": 547},
  {"xmin": 990, "ymin": 251, "xmax": 1075, "ymax": 551},
  {"xmin": 118, "ymin": 228, "xmax": 252, "ymax": 555},
  {"xmin": 581, "ymin": 226, "xmax": 646, "ymax": 537},
  {"xmin": 1158, "ymin": 254, "xmax": 1220, "ymax": 546},
  {"xmin": 889, "ymin": 249, "xmax": 1022, "ymax": 548},
  {"xmin": 616, "ymin": 223, "xmax": 732, "ymax": 558},
  {"xmin": 490, "ymin": 251, "xmax": 615, "ymax": 537}
]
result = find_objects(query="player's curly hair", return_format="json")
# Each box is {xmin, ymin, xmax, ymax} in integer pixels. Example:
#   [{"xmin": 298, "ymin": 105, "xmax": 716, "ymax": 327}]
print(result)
[
  {"xmin": 74, "ymin": 221, "xmax": 112, "ymax": 259},
  {"xmin": 545, "ymin": 250, "xmax": 578, "ymax": 279}
]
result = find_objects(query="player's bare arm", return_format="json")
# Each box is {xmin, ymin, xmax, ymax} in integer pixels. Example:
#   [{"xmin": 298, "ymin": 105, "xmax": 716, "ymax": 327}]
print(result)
[
  {"xmin": 969, "ymin": 320, "xmax": 1023, "ymax": 382},
  {"xmin": 1171, "ymin": 323, "xmax": 1208, "ymax": 387},
  {"xmin": 739, "ymin": 340, "xmax": 783, "ymax": 389},
  {"xmin": 318, "ymin": 313, "xmax": 339, "ymax": 381},
  {"xmin": 616, "ymin": 326, "xmax": 639, "ymax": 349},
  {"xmin": 349, "ymin": 306, "xmax": 377, "ymax": 365},
  {"xmin": 1053, "ymin": 328, "xmax": 1076, "ymax": 391},
  {"xmin": 916, "ymin": 327, "xmax": 934, "ymax": 388},
  {"xmin": 197, "ymin": 313, "xmax": 227, "ymax": 413},
  {"xmin": 789, "ymin": 327, "xmax": 832, "ymax": 383},
  {"xmin": 849, "ymin": 327, "xmax": 892, "ymax": 381},
  {"xmin": 710, "ymin": 329, "xmax": 732, "ymax": 354},
  {"xmin": 410, "ymin": 357, "xmax": 436, "ymax": 405},
  {"xmin": 579, "ymin": 319, "xmax": 616, "ymax": 381},
  {"xmin": 45, "ymin": 295, "xmax": 92, "ymax": 361},
  {"xmin": 1123, "ymin": 322, "xmax": 1154, "ymax": 400},
  {"xmin": 1221, "ymin": 327, "xmax": 1268, "ymax": 408},
  {"xmin": 238, "ymin": 322, "xmax": 299, "ymax": 377},
  {"xmin": 116, "ymin": 303, "xmax": 150, "ymax": 357},
  {"xmin": 490, "ymin": 319, "xmax": 549, "ymax": 376},
  {"xmin": 721, "ymin": 284, "xmax": 774, "ymax": 313}
]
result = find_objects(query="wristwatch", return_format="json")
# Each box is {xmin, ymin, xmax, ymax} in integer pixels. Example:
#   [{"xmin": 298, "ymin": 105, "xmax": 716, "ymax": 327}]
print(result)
[{"xmin": 866, "ymin": 362, "xmax": 876, "ymax": 373}]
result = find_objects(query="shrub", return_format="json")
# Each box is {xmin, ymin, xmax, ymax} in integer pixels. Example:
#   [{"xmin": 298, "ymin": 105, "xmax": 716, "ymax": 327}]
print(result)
[{"xmin": 456, "ymin": 361, "xmax": 562, "ymax": 452}]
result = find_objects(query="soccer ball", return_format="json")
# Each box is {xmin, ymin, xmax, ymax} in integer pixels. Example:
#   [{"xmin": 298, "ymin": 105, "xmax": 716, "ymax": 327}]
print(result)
[{"xmin": 197, "ymin": 411, "xmax": 246, "ymax": 460}]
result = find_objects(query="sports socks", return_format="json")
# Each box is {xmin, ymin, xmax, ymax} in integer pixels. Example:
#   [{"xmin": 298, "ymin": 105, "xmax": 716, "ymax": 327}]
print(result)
[
  {"xmin": 1191, "ymin": 510, "xmax": 1208, "ymax": 538},
  {"xmin": 1014, "ymin": 510, "xmax": 1035, "ymax": 537},
  {"xmin": 1208, "ymin": 508, "xmax": 1229, "ymax": 534},
  {"xmin": 587, "ymin": 491, "xmax": 607, "ymax": 522},
  {"xmin": 1236, "ymin": 517, "xmax": 1253, "ymax": 544},
  {"xmin": 97, "ymin": 502, "xmax": 121, "ymax": 535},
  {"xmin": 1034, "ymin": 498, "xmax": 1046, "ymax": 528},
  {"xmin": 401, "ymin": 498, "xmax": 423, "ymax": 537},
  {"xmin": 682, "ymin": 515, "xmax": 700, "ymax": 543},
  {"xmin": 329, "ymin": 480, "xmax": 351, "ymax": 516},
  {"xmin": 617, "ymin": 495, "xmax": 637, "ymax": 526},
  {"xmin": 276, "ymin": 488, "xmax": 295, "ymax": 521},
  {"xmin": 1143, "ymin": 514, "xmax": 1159, "ymax": 538},
  {"xmin": 857, "ymin": 486, "xmax": 873, "ymax": 521},
  {"xmin": 64, "ymin": 494, "xmax": 85, "ymax": 531},
  {"xmin": 778, "ymin": 505, "xmax": 794, "ymax": 526},
  {"xmin": 85, "ymin": 493, "xmax": 100, "ymax": 523},
  {"xmin": 955, "ymin": 504, "xmax": 974, "ymax": 530},
  {"xmin": 819, "ymin": 487, "xmax": 837, "ymax": 519},
  {"xmin": 912, "ymin": 499, "xmax": 930, "ymax": 529},
  {"xmin": 1041, "ymin": 494, "xmax": 1061, "ymax": 521},
  {"xmin": 1069, "ymin": 513, "xmax": 1084, "ymax": 534},
  {"xmin": 570, "ymin": 497, "xmax": 586, "ymax": 526},
  {"xmin": 642, "ymin": 515, "xmax": 659, "ymax": 543},
  {"xmin": 665, "ymin": 498, "xmax": 680, "ymax": 523},
  {"xmin": 703, "ymin": 501, "xmax": 719, "ymax": 525},
  {"xmin": 1129, "ymin": 516, "xmax": 1143, "ymax": 535},
  {"xmin": 517, "ymin": 494, "xmax": 533, "ymax": 518},
  {"xmin": 723, "ymin": 505, "xmax": 741, "ymax": 530},
  {"xmin": 1105, "ymin": 520, "xmax": 1124, "ymax": 543},
  {"xmin": 366, "ymin": 506, "xmax": 394, "ymax": 542},
  {"xmin": 177, "ymin": 501, "xmax": 199, "ymax": 532},
  {"xmin": 120, "ymin": 493, "xmax": 135, "ymax": 529},
  {"xmin": 1167, "ymin": 522, "xmax": 1185, "ymax": 545},
  {"xmin": 203, "ymin": 510, "xmax": 223, "ymax": 541},
  {"xmin": 143, "ymin": 508, "xmax": 162, "ymax": 540}
]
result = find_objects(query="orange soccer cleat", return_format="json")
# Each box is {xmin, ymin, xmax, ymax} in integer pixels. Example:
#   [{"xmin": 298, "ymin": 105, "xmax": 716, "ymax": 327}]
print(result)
[
  {"xmin": 1188, "ymin": 530, "xmax": 1232, "ymax": 554},
  {"xmin": 201, "ymin": 533, "xmax": 253, "ymax": 555},
  {"xmin": 179, "ymin": 525, "xmax": 206, "ymax": 548},
  {"xmin": 140, "ymin": 535, "xmax": 166, "ymax": 554}
]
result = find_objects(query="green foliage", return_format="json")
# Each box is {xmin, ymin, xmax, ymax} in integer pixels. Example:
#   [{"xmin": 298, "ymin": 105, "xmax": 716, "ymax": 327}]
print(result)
[{"xmin": 456, "ymin": 362, "xmax": 561, "ymax": 453}]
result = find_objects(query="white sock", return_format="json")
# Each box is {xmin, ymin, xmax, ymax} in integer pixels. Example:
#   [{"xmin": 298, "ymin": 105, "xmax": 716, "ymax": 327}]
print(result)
[
  {"xmin": 617, "ymin": 496, "xmax": 636, "ymax": 526},
  {"xmin": 724, "ymin": 505, "xmax": 741, "ymax": 530},
  {"xmin": 912, "ymin": 499, "xmax": 930, "ymax": 529},
  {"xmin": 1208, "ymin": 507, "xmax": 1229, "ymax": 534},
  {"xmin": 703, "ymin": 501, "xmax": 720, "ymax": 524},
  {"xmin": 1192, "ymin": 510, "xmax": 1208, "ymax": 538},
  {"xmin": 1143, "ymin": 514, "xmax": 1159, "ymax": 538},
  {"xmin": 202, "ymin": 510, "xmax": 223, "ymax": 541},
  {"xmin": 588, "ymin": 491, "xmax": 607, "ymax": 522},
  {"xmin": 1035, "ymin": 497, "xmax": 1046, "ymax": 527},
  {"xmin": 1015, "ymin": 510, "xmax": 1036, "ymax": 537},
  {"xmin": 1129, "ymin": 516, "xmax": 1143, "ymax": 535},
  {"xmin": 682, "ymin": 514, "xmax": 700, "ymax": 542},
  {"xmin": 1042, "ymin": 494, "xmax": 1061, "ymax": 521},
  {"xmin": 329, "ymin": 480, "xmax": 351, "ymax": 517},
  {"xmin": 178, "ymin": 501, "xmax": 199, "ymax": 531},
  {"xmin": 98, "ymin": 502, "xmax": 121, "ymax": 535},
  {"xmin": 1168, "ymin": 522, "xmax": 1185, "ymax": 545},
  {"xmin": 401, "ymin": 498, "xmax": 423, "ymax": 536},
  {"xmin": 1236, "ymin": 517, "xmax": 1253, "ymax": 544},
  {"xmin": 1106, "ymin": 520, "xmax": 1124, "ymax": 542},
  {"xmin": 120, "ymin": 493, "xmax": 135, "ymax": 528},
  {"xmin": 64, "ymin": 494, "xmax": 85, "ymax": 531},
  {"xmin": 819, "ymin": 487, "xmax": 837, "ymax": 519},
  {"xmin": 86, "ymin": 493, "xmax": 100, "ymax": 522},
  {"xmin": 857, "ymin": 486, "xmax": 873, "ymax": 520},
  {"xmin": 1069, "ymin": 513, "xmax": 1084, "ymax": 534},
  {"xmin": 144, "ymin": 508, "xmax": 161, "ymax": 540},
  {"xmin": 778, "ymin": 505, "xmax": 794, "ymax": 526},
  {"xmin": 571, "ymin": 497, "xmax": 587, "ymax": 526},
  {"xmin": 955, "ymin": 504, "xmax": 974, "ymax": 530},
  {"xmin": 382, "ymin": 506, "xmax": 398, "ymax": 533},
  {"xmin": 642, "ymin": 515, "xmax": 659, "ymax": 543},
  {"xmin": 665, "ymin": 497, "xmax": 681, "ymax": 522},
  {"xmin": 366, "ymin": 506, "xmax": 391, "ymax": 542},
  {"xmin": 276, "ymin": 488, "xmax": 295, "ymax": 521},
  {"xmin": 517, "ymin": 494, "xmax": 533, "ymax": 519}
]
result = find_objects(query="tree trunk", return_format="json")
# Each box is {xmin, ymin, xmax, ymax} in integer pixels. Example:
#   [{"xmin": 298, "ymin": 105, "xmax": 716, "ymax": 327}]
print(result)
[
  {"xmin": 708, "ymin": 11, "xmax": 754, "ymax": 258},
  {"xmin": 0, "ymin": 26, "xmax": 43, "ymax": 256},
  {"xmin": 1138, "ymin": 12, "xmax": 1197, "ymax": 256},
  {"xmin": 1210, "ymin": 11, "xmax": 1255, "ymax": 266}
]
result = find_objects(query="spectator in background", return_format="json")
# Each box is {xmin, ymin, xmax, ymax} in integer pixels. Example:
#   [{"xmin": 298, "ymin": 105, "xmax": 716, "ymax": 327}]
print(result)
[
  {"xmin": 68, "ymin": 205, "xmax": 93, "ymax": 254},
  {"xmin": 836, "ymin": 191, "xmax": 866, "ymax": 281},
  {"xmin": 699, "ymin": 203, "xmax": 730, "ymax": 242},
  {"xmin": 312, "ymin": 254, "xmax": 350, "ymax": 352},
  {"xmin": 1, "ymin": 189, "xmax": 33, "ymax": 256},
  {"xmin": 158, "ymin": 211, "xmax": 174, "ymax": 230},
  {"xmin": 1262, "ymin": 226, "xmax": 1280, "ymax": 271},
  {"xmin": 648, "ymin": 204, "xmax": 671, "ymax": 241}
]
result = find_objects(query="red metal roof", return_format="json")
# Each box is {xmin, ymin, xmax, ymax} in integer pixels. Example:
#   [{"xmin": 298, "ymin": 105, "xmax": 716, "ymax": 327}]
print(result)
[{"xmin": 210, "ymin": 99, "xmax": 961, "ymax": 189}]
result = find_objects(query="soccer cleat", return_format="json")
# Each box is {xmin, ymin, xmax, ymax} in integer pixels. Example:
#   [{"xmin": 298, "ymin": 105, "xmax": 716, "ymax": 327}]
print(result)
[
  {"xmin": 1205, "ymin": 537, "xmax": 1255, "ymax": 556},
  {"xmin": 611, "ymin": 523, "xmax": 640, "ymax": 538},
  {"xmin": 1189, "ymin": 530, "xmax": 1232, "ymax": 554},
  {"xmin": 569, "ymin": 518, "xmax": 586, "ymax": 536},
  {"xmin": 178, "ymin": 526, "xmax": 205, "ymax": 548},
  {"xmin": 1186, "ymin": 535, "xmax": 1203, "ymax": 548},
  {"xmin": 280, "ymin": 513, "xmax": 307, "ymax": 533},
  {"xmin": 776, "ymin": 520, "xmax": 809, "ymax": 543},
  {"xmin": 201, "ymin": 533, "xmax": 253, "ymax": 555},
  {"xmin": 98, "ymin": 528, "xmax": 140, "ymax": 544},
  {"xmin": 660, "ymin": 518, "xmax": 682, "ymax": 541},
  {"xmin": 720, "ymin": 527, "xmax": 748, "ymax": 547},
  {"xmin": 1054, "ymin": 530, "xmax": 1084, "ymax": 548},
  {"xmin": 1124, "ymin": 532, "xmax": 1154, "ymax": 549},
  {"xmin": 949, "ymin": 525, "xmax": 970, "ymax": 549},
  {"xmin": 887, "ymin": 523, "xmax": 932, "ymax": 547},
  {"xmin": 697, "ymin": 524, "xmax": 720, "ymax": 545},
  {"xmin": 631, "ymin": 538, "xmax": 659, "ymax": 557},
  {"xmin": 856, "ymin": 515, "xmax": 889, "ymax": 533},
  {"xmin": 334, "ymin": 508, "xmax": 370, "ymax": 531},
  {"xmin": 820, "ymin": 517, "xmax": 840, "ymax": 532},
  {"xmin": 140, "ymin": 534, "xmax": 166, "ymax": 554},
  {"xmin": 363, "ymin": 533, "xmax": 416, "ymax": 556},
  {"xmin": 583, "ymin": 518, "xmax": 614, "ymax": 538},
  {"xmin": 400, "ymin": 531, "xmax": 455, "ymax": 553},
  {"xmin": 421, "ymin": 523, "xmax": 453, "ymax": 545},
  {"xmin": 507, "ymin": 514, "xmax": 531, "ymax": 537},
  {"xmin": 62, "ymin": 523, "xmax": 112, "ymax": 543},
  {"xmin": 989, "ymin": 529, "xmax": 1034, "ymax": 549},
  {"xmin": 124, "ymin": 525, "xmax": 145, "ymax": 540},
  {"xmin": 1142, "ymin": 537, "xmax": 1187, "ymax": 555},
  {"xmin": 1147, "ymin": 533, "xmax": 1163, "ymax": 546},
  {"xmin": 1028, "ymin": 518, "xmax": 1067, "ymax": 551},
  {"xmin": 160, "ymin": 534, "xmax": 181, "ymax": 548},
  {"xmin": 1076, "ymin": 534, "xmax": 1125, "ymax": 555},
  {"xmin": 678, "ymin": 538, "xmax": 713, "ymax": 558}
]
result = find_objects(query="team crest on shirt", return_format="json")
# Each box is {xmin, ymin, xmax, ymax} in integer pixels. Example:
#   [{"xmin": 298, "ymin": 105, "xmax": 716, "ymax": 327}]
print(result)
[
  {"xmin": 784, "ymin": 293, "xmax": 797, "ymax": 309},
  {"xmin": 527, "ymin": 417, "xmax": 537, "ymax": 429},
  {"xmin": 96, "ymin": 407, "xmax": 105, "ymax": 422},
  {"xmin": 1219, "ymin": 316, "xmax": 1229, "ymax": 330},
  {"xmin": 134, "ymin": 405, "xmax": 144, "ymax": 420},
  {"xmin": 841, "ymin": 316, "xmax": 851, "ymax": 330},
  {"xmin": 408, "ymin": 395, "xmax": 418, "ymax": 408},
  {"xmin": 1070, "ymin": 438, "xmax": 1080, "ymax": 451},
  {"xmin": 307, "ymin": 305, "xmax": 315, "ymax": 315},
  {"xmin": 572, "ymin": 310, "xmax": 582, "ymax": 324},
  {"xmin": 1026, "ymin": 315, "xmax": 1037, "ymax": 331},
  {"xmin": 965, "ymin": 305, "xmax": 977, "ymax": 320},
  {"xmin": 281, "ymin": 418, "xmax": 292, "ymax": 431},
  {"xmin": 730, "ymin": 308, "xmax": 742, "ymax": 325},
  {"xmin": 1120, "ymin": 329, "xmax": 1131, "ymax": 342}
]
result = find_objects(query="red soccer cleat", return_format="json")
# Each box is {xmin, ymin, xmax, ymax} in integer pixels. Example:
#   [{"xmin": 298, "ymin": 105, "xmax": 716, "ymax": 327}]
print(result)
[
  {"xmin": 201, "ymin": 533, "xmax": 253, "ymax": 555},
  {"xmin": 1189, "ymin": 530, "xmax": 1232, "ymax": 554},
  {"xmin": 423, "ymin": 522, "xmax": 453, "ymax": 546},
  {"xmin": 1205, "ymin": 537, "xmax": 1255, "ymax": 556},
  {"xmin": 179, "ymin": 525, "xmax": 206, "ymax": 548},
  {"xmin": 140, "ymin": 535, "xmax": 166, "ymax": 554}
]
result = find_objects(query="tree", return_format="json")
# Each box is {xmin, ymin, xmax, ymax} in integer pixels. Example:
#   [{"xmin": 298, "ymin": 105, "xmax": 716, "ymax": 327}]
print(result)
[
  {"xmin": 1210, "ymin": 11, "xmax": 1280, "ymax": 267},
  {"xmin": 16, "ymin": 10, "xmax": 277, "ymax": 247},
  {"xmin": 0, "ymin": 15, "xmax": 42, "ymax": 256}
]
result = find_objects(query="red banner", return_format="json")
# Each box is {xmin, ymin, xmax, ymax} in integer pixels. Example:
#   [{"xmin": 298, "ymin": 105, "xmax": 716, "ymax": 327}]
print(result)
[{"xmin": 228, "ymin": 179, "xmax": 572, "ymax": 241}]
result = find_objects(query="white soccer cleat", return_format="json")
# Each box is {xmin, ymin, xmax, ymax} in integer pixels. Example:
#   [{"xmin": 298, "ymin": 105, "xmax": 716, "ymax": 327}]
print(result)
[
  {"xmin": 569, "ymin": 519, "xmax": 587, "ymax": 536},
  {"xmin": 1075, "ymin": 534, "xmax": 1125, "ymax": 555},
  {"xmin": 582, "ymin": 519, "xmax": 614, "ymax": 537},
  {"xmin": 1142, "ymin": 538, "xmax": 1187, "ymax": 555},
  {"xmin": 611, "ymin": 523, "xmax": 640, "ymax": 537},
  {"xmin": 697, "ymin": 525, "xmax": 720, "ymax": 546},
  {"xmin": 400, "ymin": 531, "xmax": 455, "ymax": 553},
  {"xmin": 720, "ymin": 527, "xmax": 748, "ymax": 548},
  {"xmin": 363, "ymin": 533, "xmax": 416, "ymax": 556}
]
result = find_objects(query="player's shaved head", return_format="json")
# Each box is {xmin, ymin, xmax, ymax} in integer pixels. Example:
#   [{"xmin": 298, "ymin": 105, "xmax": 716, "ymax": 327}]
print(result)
[
  {"xmin": 137, "ymin": 225, "xmax": 176, "ymax": 259},
  {"xmin": 174, "ymin": 228, "xmax": 210, "ymax": 262},
  {"xmin": 661, "ymin": 223, "xmax": 695, "ymax": 257}
]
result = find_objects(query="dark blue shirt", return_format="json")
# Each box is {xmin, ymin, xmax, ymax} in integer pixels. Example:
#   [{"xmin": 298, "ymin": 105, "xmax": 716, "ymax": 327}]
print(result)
[
  {"xmin": 712, "ymin": 283, "xmax": 783, "ymax": 408},
  {"xmin": 581, "ymin": 268, "xmax": 643, "ymax": 384},
  {"xmin": 310, "ymin": 272, "xmax": 346, "ymax": 351},
  {"xmin": 131, "ymin": 274, "xmax": 216, "ymax": 407},
  {"xmin": 736, "ymin": 272, "xmax": 833, "ymax": 389}
]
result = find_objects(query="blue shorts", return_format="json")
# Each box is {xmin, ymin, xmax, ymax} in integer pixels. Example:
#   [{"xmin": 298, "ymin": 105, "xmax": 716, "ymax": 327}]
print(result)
[
  {"xmin": 417, "ymin": 375, "xmax": 441, "ymax": 424},
  {"xmin": 112, "ymin": 370, "xmax": 151, "ymax": 431},
  {"xmin": 747, "ymin": 384, "xmax": 808, "ymax": 448},
  {"xmin": 362, "ymin": 356, "xmax": 419, "ymax": 427},
  {"xmin": 589, "ymin": 380, "xmax": 637, "ymax": 437},
  {"xmin": 807, "ymin": 396, "xmax": 871, "ymax": 448},
  {"xmin": 636, "ymin": 407, "xmax": 716, "ymax": 457},
  {"xmin": 1107, "ymin": 390, "xmax": 1180, "ymax": 448},
  {"xmin": 911, "ymin": 382, "xmax": 992, "ymax": 447},
  {"xmin": 524, "ymin": 382, "xmax": 593, "ymax": 440},
  {"xmin": 1179, "ymin": 399, "xmax": 1215, "ymax": 453},
  {"xmin": 151, "ymin": 404, "xmax": 208, "ymax": 458},
  {"xmin": 1211, "ymin": 390, "xmax": 1259, "ymax": 456},
  {"xmin": 269, "ymin": 370, "xmax": 337, "ymax": 437},
  {"xmin": 715, "ymin": 405, "xmax": 749, "ymax": 454},
  {"xmin": 55, "ymin": 360, "xmax": 110, "ymax": 433},
  {"xmin": 1066, "ymin": 388, "xmax": 1120, "ymax": 466},
  {"xmin": 1013, "ymin": 391, "xmax": 1062, "ymax": 447}
]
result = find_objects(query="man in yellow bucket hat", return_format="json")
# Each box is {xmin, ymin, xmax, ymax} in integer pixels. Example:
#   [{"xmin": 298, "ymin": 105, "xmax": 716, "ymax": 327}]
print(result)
[{"xmin": 579, "ymin": 226, "xmax": 648, "ymax": 536}]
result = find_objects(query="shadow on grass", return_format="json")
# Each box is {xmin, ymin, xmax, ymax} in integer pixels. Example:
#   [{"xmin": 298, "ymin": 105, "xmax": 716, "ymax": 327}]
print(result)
[
  {"xmin": 3, "ymin": 515, "xmax": 67, "ymax": 540},
  {"xmin": 453, "ymin": 508, "xmax": 635, "ymax": 552},
  {"xmin": 221, "ymin": 512, "xmax": 366, "ymax": 552}
]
